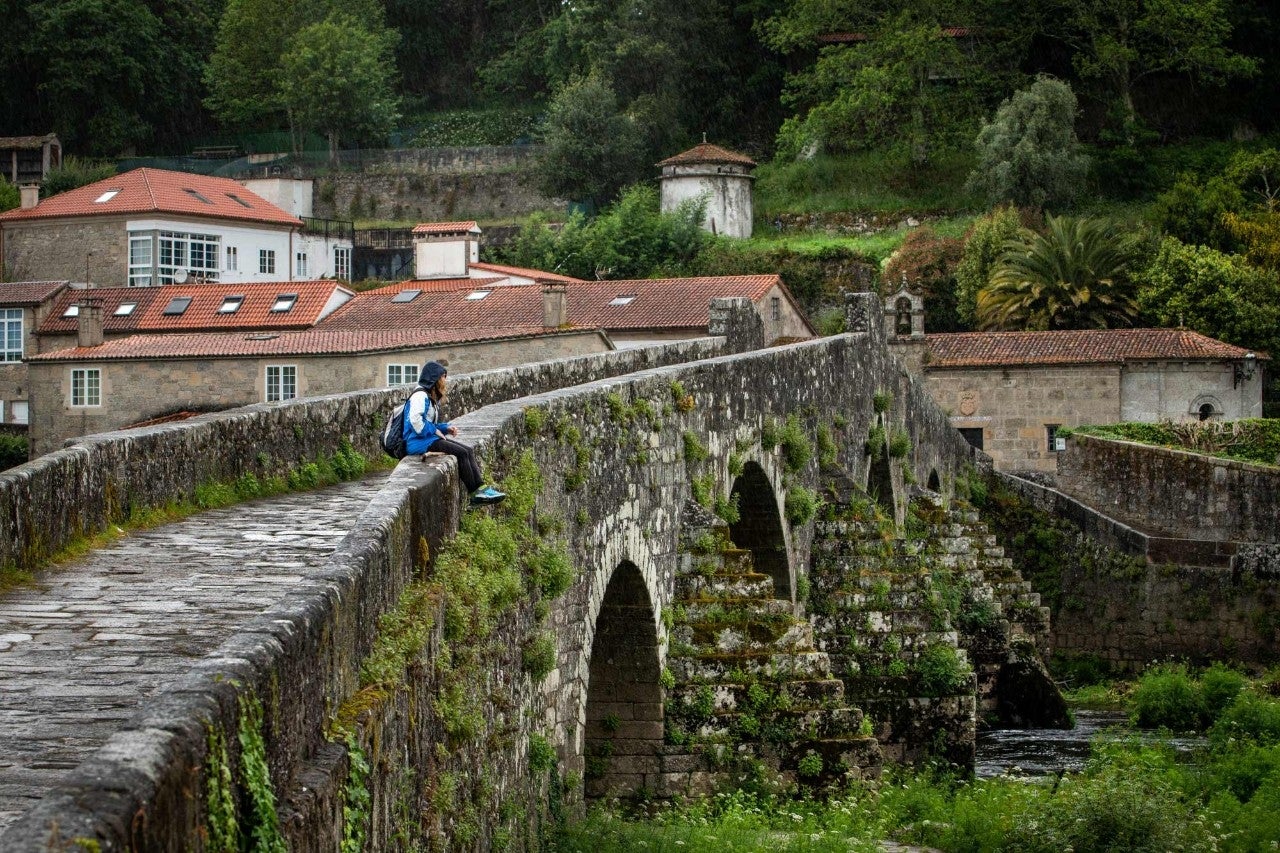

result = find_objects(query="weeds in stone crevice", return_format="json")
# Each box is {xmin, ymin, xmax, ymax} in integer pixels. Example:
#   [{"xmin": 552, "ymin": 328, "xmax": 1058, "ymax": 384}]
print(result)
[
  {"xmin": 339, "ymin": 734, "xmax": 372, "ymax": 853},
  {"xmin": 202, "ymin": 692, "xmax": 287, "ymax": 853}
]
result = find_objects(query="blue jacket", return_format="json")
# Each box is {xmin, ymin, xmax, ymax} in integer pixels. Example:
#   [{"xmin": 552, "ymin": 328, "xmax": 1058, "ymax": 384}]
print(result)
[{"xmin": 403, "ymin": 388, "xmax": 451, "ymax": 454}]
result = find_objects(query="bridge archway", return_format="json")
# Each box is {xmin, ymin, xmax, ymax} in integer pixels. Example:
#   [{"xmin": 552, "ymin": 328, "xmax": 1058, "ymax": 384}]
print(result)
[
  {"xmin": 583, "ymin": 560, "xmax": 663, "ymax": 799},
  {"xmin": 729, "ymin": 462, "xmax": 791, "ymax": 599}
]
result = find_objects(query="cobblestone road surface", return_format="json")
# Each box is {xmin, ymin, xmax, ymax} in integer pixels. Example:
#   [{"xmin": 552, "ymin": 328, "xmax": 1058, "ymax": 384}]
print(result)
[{"xmin": 0, "ymin": 475, "xmax": 388, "ymax": 832}]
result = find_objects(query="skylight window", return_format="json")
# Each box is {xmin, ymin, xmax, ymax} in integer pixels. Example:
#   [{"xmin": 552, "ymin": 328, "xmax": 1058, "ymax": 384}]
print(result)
[
  {"xmin": 465, "ymin": 289, "xmax": 492, "ymax": 301},
  {"xmin": 163, "ymin": 296, "xmax": 192, "ymax": 316},
  {"xmin": 94, "ymin": 190, "xmax": 120, "ymax": 204},
  {"xmin": 226, "ymin": 193, "xmax": 252, "ymax": 209},
  {"xmin": 183, "ymin": 188, "xmax": 213, "ymax": 204},
  {"xmin": 271, "ymin": 294, "xmax": 298, "ymax": 312},
  {"xmin": 608, "ymin": 295, "xmax": 637, "ymax": 306},
  {"xmin": 114, "ymin": 302, "xmax": 137, "ymax": 316},
  {"xmin": 391, "ymin": 289, "xmax": 422, "ymax": 303},
  {"xmin": 219, "ymin": 295, "xmax": 245, "ymax": 314},
  {"xmin": 63, "ymin": 305, "xmax": 80, "ymax": 318}
]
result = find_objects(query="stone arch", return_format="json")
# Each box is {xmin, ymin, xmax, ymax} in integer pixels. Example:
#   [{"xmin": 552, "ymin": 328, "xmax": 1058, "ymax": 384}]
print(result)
[
  {"xmin": 583, "ymin": 560, "xmax": 664, "ymax": 799},
  {"xmin": 895, "ymin": 296, "xmax": 913, "ymax": 337},
  {"xmin": 1192, "ymin": 394, "xmax": 1223, "ymax": 421},
  {"xmin": 927, "ymin": 469, "xmax": 941, "ymax": 492},
  {"xmin": 729, "ymin": 461, "xmax": 792, "ymax": 599}
]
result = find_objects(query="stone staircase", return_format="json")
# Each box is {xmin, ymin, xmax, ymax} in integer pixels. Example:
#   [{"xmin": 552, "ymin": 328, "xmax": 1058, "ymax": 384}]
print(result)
[{"xmin": 656, "ymin": 503, "xmax": 881, "ymax": 794}]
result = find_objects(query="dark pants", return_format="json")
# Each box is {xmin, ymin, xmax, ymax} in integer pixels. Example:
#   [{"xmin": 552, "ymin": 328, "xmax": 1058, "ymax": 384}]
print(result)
[{"xmin": 430, "ymin": 438, "xmax": 482, "ymax": 492}]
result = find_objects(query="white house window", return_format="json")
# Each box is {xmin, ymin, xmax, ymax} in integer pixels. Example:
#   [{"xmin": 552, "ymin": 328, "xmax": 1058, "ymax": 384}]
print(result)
[
  {"xmin": 158, "ymin": 231, "xmax": 219, "ymax": 283},
  {"xmin": 93, "ymin": 190, "xmax": 120, "ymax": 204},
  {"xmin": 386, "ymin": 363, "xmax": 419, "ymax": 385},
  {"xmin": 115, "ymin": 302, "xmax": 137, "ymax": 316},
  {"xmin": 265, "ymin": 365, "xmax": 297, "ymax": 402},
  {"xmin": 271, "ymin": 293, "xmax": 297, "ymax": 313},
  {"xmin": 466, "ymin": 289, "xmax": 491, "ymax": 301},
  {"xmin": 226, "ymin": 246, "xmax": 238, "ymax": 271},
  {"xmin": 11, "ymin": 400, "xmax": 28, "ymax": 425},
  {"xmin": 296, "ymin": 251, "xmax": 308, "ymax": 277},
  {"xmin": 128, "ymin": 235, "xmax": 154, "ymax": 286},
  {"xmin": 218, "ymin": 296, "xmax": 244, "ymax": 314},
  {"xmin": 335, "ymin": 247, "xmax": 351, "ymax": 281},
  {"xmin": 62, "ymin": 305, "xmax": 79, "ymax": 318},
  {"xmin": 1, "ymin": 308, "xmax": 22, "ymax": 362},
  {"xmin": 260, "ymin": 249, "xmax": 276, "ymax": 274},
  {"xmin": 71, "ymin": 368, "xmax": 101, "ymax": 407}
]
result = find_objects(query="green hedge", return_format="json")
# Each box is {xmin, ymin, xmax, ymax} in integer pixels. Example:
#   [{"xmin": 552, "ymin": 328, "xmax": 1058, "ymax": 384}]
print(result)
[
  {"xmin": 1071, "ymin": 419, "xmax": 1280, "ymax": 467},
  {"xmin": 0, "ymin": 434, "xmax": 27, "ymax": 471}
]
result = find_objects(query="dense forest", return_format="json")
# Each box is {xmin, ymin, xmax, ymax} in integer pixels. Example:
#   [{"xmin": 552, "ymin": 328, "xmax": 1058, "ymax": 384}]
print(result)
[{"xmin": 1, "ymin": 0, "xmax": 1276, "ymax": 162}]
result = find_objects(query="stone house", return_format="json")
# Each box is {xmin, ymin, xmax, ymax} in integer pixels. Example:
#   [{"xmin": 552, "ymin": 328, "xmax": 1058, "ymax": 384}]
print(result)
[
  {"xmin": 657, "ymin": 142, "xmax": 756, "ymax": 239},
  {"xmin": 24, "ymin": 322, "xmax": 612, "ymax": 456},
  {"xmin": 0, "ymin": 167, "xmax": 353, "ymax": 286},
  {"xmin": 0, "ymin": 280, "xmax": 68, "ymax": 428},
  {"xmin": 883, "ymin": 290, "xmax": 1267, "ymax": 472}
]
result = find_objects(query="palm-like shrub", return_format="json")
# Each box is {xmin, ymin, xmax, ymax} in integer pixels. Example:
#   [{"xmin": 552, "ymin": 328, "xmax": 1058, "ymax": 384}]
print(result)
[{"xmin": 977, "ymin": 215, "xmax": 1140, "ymax": 330}]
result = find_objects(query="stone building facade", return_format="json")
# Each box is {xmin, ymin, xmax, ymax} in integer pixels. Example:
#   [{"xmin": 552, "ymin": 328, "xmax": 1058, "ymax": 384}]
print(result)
[
  {"xmin": 0, "ymin": 281, "xmax": 67, "ymax": 428},
  {"xmin": 658, "ymin": 142, "xmax": 756, "ymax": 239}
]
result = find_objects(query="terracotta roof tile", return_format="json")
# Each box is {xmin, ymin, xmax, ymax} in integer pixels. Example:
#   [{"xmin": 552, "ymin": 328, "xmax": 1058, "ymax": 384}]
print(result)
[
  {"xmin": 925, "ymin": 329, "xmax": 1262, "ymax": 368},
  {"xmin": 0, "ymin": 168, "xmax": 302, "ymax": 226},
  {"xmin": 657, "ymin": 143, "xmax": 756, "ymax": 168},
  {"xmin": 28, "ymin": 326, "xmax": 579, "ymax": 361},
  {"xmin": 0, "ymin": 280, "xmax": 69, "ymax": 306},
  {"xmin": 321, "ymin": 274, "xmax": 798, "ymax": 334},
  {"xmin": 412, "ymin": 221, "xmax": 480, "ymax": 235},
  {"xmin": 468, "ymin": 262, "xmax": 585, "ymax": 284},
  {"xmin": 38, "ymin": 281, "xmax": 350, "ymax": 335}
]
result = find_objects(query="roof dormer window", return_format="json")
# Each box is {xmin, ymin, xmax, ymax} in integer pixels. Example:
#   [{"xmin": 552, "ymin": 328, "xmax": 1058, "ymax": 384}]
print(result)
[
  {"xmin": 219, "ymin": 295, "xmax": 244, "ymax": 314},
  {"xmin": 609, "ymin": 295, "xmax": 637, "ymax": 306},
  {"xmin": 163, "ymin": 296, "xmax": 192, "ymax": 316},
  {"xmin": 465, "ymin": 289, "xmax": 491, "ymax": 301},
  {"xmin": 391, "ymin": 289, "xmax": 421, "ymax": 303},
  {"xmin": 183, "ymin": 188, "xmax": 213, "ymax": 205},
  {"xmin": 62, "ymin": 304, "xmax": 80, "ymax": 318},
  {"xmin": 271, "ymin": 294, "xmax": 298, "ymax": 312},
  {"xmin": 94, "ymin": 190, "xmax": 120, "ymax": 204},
  {"xmin": 114, "ymin": 302, "xmax": 137, "ymax": 316}
]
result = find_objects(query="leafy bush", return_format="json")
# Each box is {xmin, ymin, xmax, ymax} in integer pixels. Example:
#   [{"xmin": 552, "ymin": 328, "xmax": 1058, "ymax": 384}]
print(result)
[
  {"xmin": 41, "ymin": 156, "xmax": 117, "ymax": 198},
  {"xmin": 965, "ymin": 75, "xmax": 1090, "ymax": 211},
  {"xmin": 1076, "ymin": 419, "xmax": 1280, "ymax": 467},
  {"xmin": 1131, "ymin": 664, "xmax": 1205, "ymax": 730},
  {"xmin": 534, "ymin": 72, "xmax": 643, "ymax": 210},
  {"xmin": 410, "ymin": 107, "xmax": 541, "ymax": 146},
  {"xmin": 522, "ymin": 632, "xmax": 557, "ymax": 680},
  {"xmin": 888, "ymin": 428, "xmax": 911, "ymax": 459},
  {"xmin": 0, "ymin": 176, "xmax": 18, "ymax": 213},
  {"xmin": 916, "ymin": 644, "xmax": 972, "ymax": 696},
  {"xmin": 778, "ymin": 415, "xmax": 812, "ymax": 472},
  {"xmin": 1148, "ymin": 171, "xmax": 1245, "ymax": 252},
  {"xmin": 0, "ymin": 434, "xmax": 28, "ymax": 470},
  {"xmin": 955, "ymin": 205, "xmax": 1022, "ymax": 326},
  {"xmin": 1210, "ymin": 690, "xmax": 1280, "ymax": 746},
  {"xmin": 784, "ymin": 487, "xmax": 820, "ymax": 526}
]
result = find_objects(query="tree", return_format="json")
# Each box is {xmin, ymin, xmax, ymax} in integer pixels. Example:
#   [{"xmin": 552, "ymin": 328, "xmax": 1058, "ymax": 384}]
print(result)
[
  {"xmin": 40, "ymin": 156, "xmax": 118, "ymax": 198},
  {"xmin": 1135, "ymin": 236, "xmax": 1280, "ymax": 358},
  {"xmin": 1059, "ymin": 0, "xmax": 1257, "ymax": 136},
  {"xmin": 966, "ymin": 76, "xmax": 1089, "ymax": 210},
  {"xmin": 881, "ymin": 228, "xmax": 965, "ymax": 331},
  {"xmin": 977, "ymin": 215, "xmax": 1141, "ymax": 330},
  {"xmin": 955, "ymin": 206, "xmax": 1023, "ymax": 326},
  {"xmin": 279, "ymin": 16, "xmax": 400, "ymax": 160},
  {"xmin": 1148, "ymin": 172, "xmax": 1245, "ymax": 252},
  {"xmin": 535, "ymin": 73, "xmax": 644, "ymax": 211},
  {"xmin": 0, "ymin": 177, "xmax": 18, "ymax": 213}
]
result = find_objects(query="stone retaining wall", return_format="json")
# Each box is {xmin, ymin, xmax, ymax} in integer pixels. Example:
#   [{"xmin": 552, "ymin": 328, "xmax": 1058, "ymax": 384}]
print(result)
[
  {"xmin": 1058, "ymin": 433, "xmax": 1280, "ymax": 543},
  {"xmin": 992, "ymin": 472, "xmax": 1280, "ymax": 672}
]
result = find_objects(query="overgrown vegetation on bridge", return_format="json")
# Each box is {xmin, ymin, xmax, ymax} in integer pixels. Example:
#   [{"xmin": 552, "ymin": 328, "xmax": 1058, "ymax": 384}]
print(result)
[{"xmin": 1067, "ymin": 420, "xmax": 1280, "ymax": 467}]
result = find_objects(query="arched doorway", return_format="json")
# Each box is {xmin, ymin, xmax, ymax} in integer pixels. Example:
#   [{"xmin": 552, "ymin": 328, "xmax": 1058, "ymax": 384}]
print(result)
[
  {"xmin": 584, "ymin": 561, "xmax": 663, "ymax": 799},
  {"xmin": 927, "ymin": 469, "xmax": 941, "ymax": 492},
  {"xmin": 729, "ymin": 462, "xmax": 791, "ymax": 598}
]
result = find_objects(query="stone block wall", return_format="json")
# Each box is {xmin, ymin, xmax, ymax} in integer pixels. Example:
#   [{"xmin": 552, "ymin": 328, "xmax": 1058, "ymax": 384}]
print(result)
[
  {"xmin": 2, "ymin": 218, "xmax": 128, "ymax": 286},
  {"xmin": 1058, "ymin": 433, "xmax": 1280, "ymax": 542},
  {"xmin": 989, "ymin": 472, "xmax": 1280, "ymax": 672}
]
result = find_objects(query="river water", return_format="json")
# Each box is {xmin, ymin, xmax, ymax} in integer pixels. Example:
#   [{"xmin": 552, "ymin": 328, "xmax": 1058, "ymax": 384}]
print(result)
[{"xmin": 975, "ymin": 710, "xmax": 1208, "ymax": 779}]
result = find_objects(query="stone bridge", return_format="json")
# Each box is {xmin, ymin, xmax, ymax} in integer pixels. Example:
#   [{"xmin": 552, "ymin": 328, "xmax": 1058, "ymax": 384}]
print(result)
[{"xmin": 0, "ymin": 295, "xmax": 1071, "ymax": 850}]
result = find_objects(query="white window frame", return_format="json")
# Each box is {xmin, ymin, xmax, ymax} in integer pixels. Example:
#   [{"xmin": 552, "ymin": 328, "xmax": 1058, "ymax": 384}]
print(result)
[
  {"xmin": 128, "ymin": 234, "xmax": 154, "ymax": 286},
  {"xmin": 265, "ymin": 364, "xmax": 297, "ymax": 402},
  {"xmin": 335, "ymin": 246, "xmax": 351, "ymax": 281},
  {"xmin": 71, "ymin": 368, "xmax": 102, "ymax": 407},
  {"xmin": 295, "ymin": 251, "xmax": 308, "ymax": 278},
  {"xmin": 226, "ymin": 246, "xmax": 238, "ymax": 272},
  {"xmin": 386, "ymin": 363, "xmax": 419, "ymax": 385},
  {"xmin": 128, "ymin": 230, "xmax": 220, "ymax": 284},
  {"xmin": 1, "ymin": 308, "xmax": 22, "ymax": 362},
  {"xmin": 11, "ymin": 400, "xmax": 28, "ymax": 425},
  {"xmin": 260, "ymin": 249, "xmax": 276, "ymax": 275}
]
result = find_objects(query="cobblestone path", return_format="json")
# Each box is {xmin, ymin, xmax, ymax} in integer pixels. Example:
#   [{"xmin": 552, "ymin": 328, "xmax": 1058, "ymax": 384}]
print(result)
[{"xmin": 0, "ymin": 475, "xmax": 388, "ymax": 832}]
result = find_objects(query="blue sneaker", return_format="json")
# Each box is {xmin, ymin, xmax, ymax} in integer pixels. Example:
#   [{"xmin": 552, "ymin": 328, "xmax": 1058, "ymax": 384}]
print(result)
[{"xmin": 469, "ymin": 486, "xmax": 506, "ymax": 505}]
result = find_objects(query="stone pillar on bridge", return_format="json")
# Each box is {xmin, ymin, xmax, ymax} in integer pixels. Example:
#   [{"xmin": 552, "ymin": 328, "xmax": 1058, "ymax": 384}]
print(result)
[
  {"xmin": 844, "ymin": 291, "xmax": 886, "ymax": 347},
  {"xmin": 709, "ymin": 296, "xmax": 765, "ymax": 353}
]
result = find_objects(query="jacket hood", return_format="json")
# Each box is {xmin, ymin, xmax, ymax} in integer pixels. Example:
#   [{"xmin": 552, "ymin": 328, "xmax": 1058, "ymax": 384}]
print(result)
[{"xmin": 418, "ymin": 361, "xmax": 448, "ymax": 389}]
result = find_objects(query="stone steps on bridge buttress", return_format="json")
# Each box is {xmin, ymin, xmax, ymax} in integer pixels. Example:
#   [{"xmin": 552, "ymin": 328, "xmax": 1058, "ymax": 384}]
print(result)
[{"xmin": 623, "ymin": 503, "xmax": 881, "ymax": 798}]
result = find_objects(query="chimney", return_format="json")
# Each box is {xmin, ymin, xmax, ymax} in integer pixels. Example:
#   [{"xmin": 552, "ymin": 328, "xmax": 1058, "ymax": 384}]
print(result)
[
  {"xmin": 77, "ymin": 298, "xmax": 104, "ymax": 348},
  {"xmin": 19, "ymin": 184, "xmax": 39, "ymax": 210},
  {"xmin": 541, "ymin": 282, "xmax": 568, "ymax": 328}
]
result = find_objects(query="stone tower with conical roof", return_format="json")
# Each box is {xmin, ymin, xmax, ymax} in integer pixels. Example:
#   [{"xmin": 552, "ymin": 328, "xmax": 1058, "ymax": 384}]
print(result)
[{"xmin": 657, "ymin": 138, "xmax": 756, "ymax": 238}]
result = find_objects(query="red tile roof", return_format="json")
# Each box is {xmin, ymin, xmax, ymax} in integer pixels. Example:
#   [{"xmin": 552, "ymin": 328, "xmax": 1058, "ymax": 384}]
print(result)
[
  {"xmin": 321, "ymin": 274, "xmax": 807, "ymax": 334},
  {"xmin": 37, "ymin": 281, "xmax": 350, "ymax": 335},
  {"xmin": 0, "ymin": 168, "xmax": 302, "ymax": 226},
  {"xmin": 412, "ymin": 221, "xmax": 480, "ymax": 235},
  {"xmin": 28, "ymin": 326, "xmax": 584, "ymax": 361},
  {"xmin": 468, "ymin": 262, "xmax": 585, "ymax": 284},
  {"xmin": 657, "ymin": 143, "xmax": 757, "ymax": 168},
  {"xmin": 0, "ymin": 280, "xmax": 68, "ymax": 306},
  {"xmin": 925, "ymin": 329, "xmax": 1261, "ymax": 368}
]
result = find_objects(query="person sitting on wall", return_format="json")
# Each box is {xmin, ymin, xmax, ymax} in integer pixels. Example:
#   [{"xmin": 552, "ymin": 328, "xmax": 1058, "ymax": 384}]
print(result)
[{"xmin": 404, "ymin": 360, "xmax": 506, "ymax": 505}]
